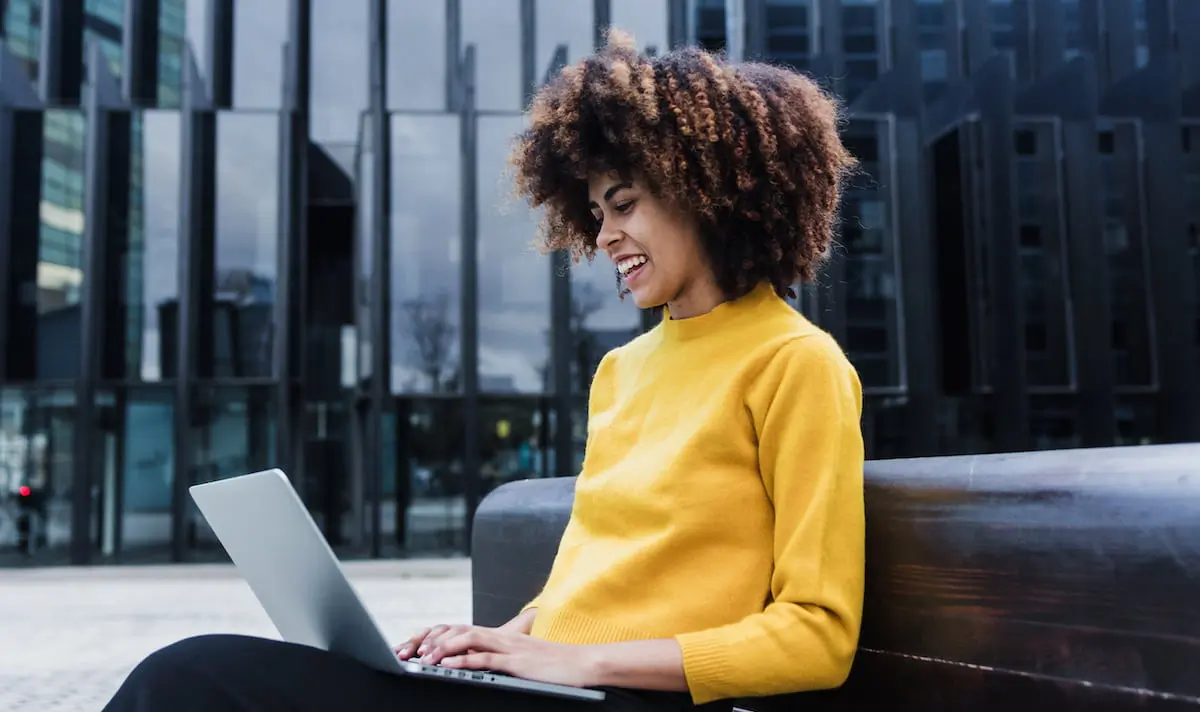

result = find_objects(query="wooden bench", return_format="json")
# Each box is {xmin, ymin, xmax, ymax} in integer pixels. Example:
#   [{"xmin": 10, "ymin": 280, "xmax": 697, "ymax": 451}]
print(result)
[{"xmin": 471, "ymin": 444, "xmax": 1200, "ymax": 711}]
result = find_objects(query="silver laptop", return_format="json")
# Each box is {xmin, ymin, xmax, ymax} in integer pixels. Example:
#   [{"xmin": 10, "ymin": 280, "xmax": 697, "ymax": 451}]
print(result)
[{"xmin": 189, "ymin": 469, "xmax": 605, "ymax": 702}]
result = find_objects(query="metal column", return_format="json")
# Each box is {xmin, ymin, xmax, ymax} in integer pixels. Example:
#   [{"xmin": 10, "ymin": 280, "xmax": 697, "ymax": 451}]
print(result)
[
  {"xmin": 171, "ymin": 49, "xmax": 217, "ymax": 561},
  {"xmin": 366, "ymin": 0, "xmax": 392, "ymax": 558},
  {"xmin": 73, "ymin": 43, "xmax": 130, "ymax": 565},
  {"xmin": 274, "ymin": 0, "xmax": 311, "ymax": 490},
  {"xmin": 458, "ymin": 44, "xmax": 481, "ymax": 549}
]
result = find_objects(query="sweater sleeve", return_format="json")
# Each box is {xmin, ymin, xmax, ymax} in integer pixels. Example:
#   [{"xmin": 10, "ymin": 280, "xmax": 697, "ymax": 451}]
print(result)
[{"xmin": 674, "ymin": 334, "xmax": 866, "ymax": 704}]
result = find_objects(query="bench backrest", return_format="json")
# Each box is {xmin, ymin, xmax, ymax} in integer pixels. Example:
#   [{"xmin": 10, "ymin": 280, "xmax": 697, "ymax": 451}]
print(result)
[{"xmin": 471, "ymin": 444, "xmax": 1200, "ymax": 711}]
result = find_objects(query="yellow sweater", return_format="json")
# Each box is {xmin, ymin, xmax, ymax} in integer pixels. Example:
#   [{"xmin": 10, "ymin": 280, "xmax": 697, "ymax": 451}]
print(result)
[{"xmin": 523, "ymin": 282, "xmax": 866, "ymax": 705}]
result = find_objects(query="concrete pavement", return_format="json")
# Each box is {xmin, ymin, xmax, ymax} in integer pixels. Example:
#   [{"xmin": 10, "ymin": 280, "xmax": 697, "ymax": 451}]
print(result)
[{"xmin": 0, "ymin": 559, "xmax": 473, "ymax": 711}]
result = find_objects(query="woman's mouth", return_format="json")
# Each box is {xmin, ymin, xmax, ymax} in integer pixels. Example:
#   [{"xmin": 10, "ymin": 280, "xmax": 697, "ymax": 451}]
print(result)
[{"xmin": 616, "ymin": 255, "xmax": 648, "ymax": 285}]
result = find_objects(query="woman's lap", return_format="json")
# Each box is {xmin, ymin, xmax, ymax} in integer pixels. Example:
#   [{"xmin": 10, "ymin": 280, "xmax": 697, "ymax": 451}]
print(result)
[{"xmin": 101, "ymin": 633, "xmax": 696, "ymax": 712}]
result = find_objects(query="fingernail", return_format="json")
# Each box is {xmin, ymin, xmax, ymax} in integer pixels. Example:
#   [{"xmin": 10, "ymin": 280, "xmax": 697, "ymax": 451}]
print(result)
[{"xmin": 416, "ymin": 647, "xmax": 425, "ymax": 655}]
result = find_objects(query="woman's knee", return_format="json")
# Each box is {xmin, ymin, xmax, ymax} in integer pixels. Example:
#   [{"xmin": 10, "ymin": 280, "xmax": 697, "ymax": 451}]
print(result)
[{"xmin": 111, "ymin": 634, "xmax": 263, "ymax": 704}]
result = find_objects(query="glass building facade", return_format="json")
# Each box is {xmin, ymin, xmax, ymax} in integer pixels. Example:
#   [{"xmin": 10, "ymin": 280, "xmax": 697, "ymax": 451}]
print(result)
[{"xmin": 0, "ymin": 0, "xmax": 1197, "ymax": 566}]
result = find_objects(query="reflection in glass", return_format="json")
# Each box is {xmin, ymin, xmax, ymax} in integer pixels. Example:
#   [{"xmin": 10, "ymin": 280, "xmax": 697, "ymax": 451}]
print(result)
[
  {"xmin": 310, "ymin": 0, "xmax": 368, "ymax": 143},
  {"xmin": 3, "ymin": 0, "xmax": 41, "ymax": 84},
  {"xmin": 462, "ymin": 0, "xmax": 523, "ymax": 112},
  {"xmin": 119, "ymin": 388, "xmax": 174, "ymax": 553},
  {"xmin": 0, "ymin": 388, "xmax": 76, "ymax": 561},
  {"xmin": 187, "ymin": 386, "xmax": 276, "ymax": 553},
  {"xmin": 390, "ymin": 115, "xmax": 462, "ymax": 394},
  {"xmin": 387, "ymin": 399, "xmax": 466, "ymax": 553},
  {"xmin": 569, "ymin": 272, "xmax": 641, "ymax": 394},
  {"xmin": 131, "ymin": 112, "xmax": 181, "ymax": 381},
  {"xmin": 215, "ymin": 113, "xmax": 280, "ymax": 379},
  {"xmin": 842, "ymin": 121, "xmax": 901, "ymax": 388},
  {"xmin": 479, "ymin": 398, "xmax": 551, "ymax": 499},
  {"xmin": 387, "ymin": 0, "xmax": 447, "ymax": 111},
  {"xmin": 157, "ymin": 0, "xmax": 187, "ymax": 107},
  {"xmin": 538, "ymin": 0, "xmax": 592, "ymax": 70},
  {"xmin": 611, "ymin": 0, "xmax": 669, "ymax": 54},
  {"xmin": 478, "ymin": 116, "xmax": 549, "ymax": 394},
  {"xmin": 232, "ymin": 0, "xmax": 288, "ymax": 110},
  {"xmin": 37, "ymin": 110, "xmax": 87, "ymax": 379}
]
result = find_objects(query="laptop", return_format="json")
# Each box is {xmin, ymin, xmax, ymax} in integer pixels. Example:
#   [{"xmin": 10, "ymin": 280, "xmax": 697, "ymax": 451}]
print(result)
[{"xmin": 189, "ymin": 469, "xmax": 606, "ymax": 702}]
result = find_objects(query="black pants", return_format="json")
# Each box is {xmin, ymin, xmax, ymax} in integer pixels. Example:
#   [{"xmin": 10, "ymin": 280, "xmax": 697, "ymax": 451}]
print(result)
[{"xmin": 101, "ymin": 634, "xmax": 704, "ymax": 712}]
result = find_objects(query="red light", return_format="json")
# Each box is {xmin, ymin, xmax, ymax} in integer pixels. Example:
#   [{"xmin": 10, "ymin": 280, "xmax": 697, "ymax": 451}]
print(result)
[{"xmin": 17, "ymin": 486, "xmax": 30, "ymax": 497}]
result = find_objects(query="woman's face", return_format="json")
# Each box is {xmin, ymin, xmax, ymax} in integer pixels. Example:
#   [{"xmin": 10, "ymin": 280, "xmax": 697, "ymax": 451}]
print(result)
[{"xmin": 587, "ymin": 173, "xmax": 722, "ymax": 317}]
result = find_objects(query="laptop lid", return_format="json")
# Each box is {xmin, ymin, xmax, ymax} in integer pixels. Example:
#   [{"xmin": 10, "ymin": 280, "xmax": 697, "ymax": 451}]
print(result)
[{"xmin": 188, "ymin": 469, "xmax": 402, "ymax": 675}]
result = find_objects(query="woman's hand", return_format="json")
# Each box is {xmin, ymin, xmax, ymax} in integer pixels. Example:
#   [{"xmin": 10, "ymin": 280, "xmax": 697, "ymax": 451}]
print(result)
[
  {"xmin": 393, "ymin": 623, "xmax": 473, "ymax": 661},
  {"xmin": 423, "ymin": 625, "xmax": 601, "ymax": 689}
]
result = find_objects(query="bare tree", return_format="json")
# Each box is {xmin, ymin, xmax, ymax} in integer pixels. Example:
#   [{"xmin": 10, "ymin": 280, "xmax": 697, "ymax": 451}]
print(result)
[{"xmin": 402, "ymin": 292, "xmax": 457, "ymax": 392}]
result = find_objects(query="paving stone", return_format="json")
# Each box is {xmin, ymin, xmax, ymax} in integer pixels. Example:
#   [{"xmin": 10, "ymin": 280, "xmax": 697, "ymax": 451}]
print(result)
[{"xmin": 0, "ymin": 560, "xmax": 473, "ymax": 711}]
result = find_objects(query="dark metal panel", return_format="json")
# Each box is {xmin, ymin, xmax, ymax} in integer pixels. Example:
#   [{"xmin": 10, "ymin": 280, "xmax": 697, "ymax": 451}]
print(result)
[
  {"xmin": 121, "ymin": 0, "xmax": 159, "ymax": 105},
  {"xmin": 72, "ymin": 44, "xmax": 129, "ymax": 565},
  {"xmin": 207, "ymin": 0, "xmax": 234, "ymax": 108},
  {"xmin": 1059, "ymin": 60, "xmax": 1116, "ymax": 446},
  {"xmin": 1029, "ymin": 0, "xmax": 1066, "ymax": 78},
  {"xmin": 1097, "ymin": 54, "xmax": 1199, "ymax": 441},
  {"xmin": 273, "ymin": 0, "xmax": 311, "ymax": 488},
  {"xmin": 445, "ymin": 0, "xmax": 461, "ymax": 112},
  {"xmin": 366, "ymin": 0, "xmax": 391, "ymax": 558},
  {"xmin": 949, "ymin": 0, "xmax": 994, "ymax": 80},
  {"xmin": 1176, "ymin": 0, "xmax": 1200, "ymax": 89},
  {"xmin": 458, "ymin": 44, "xmax": 480, "ymax": 551},
  {"xmin": 171, "ymin": 49, "xmax": 215, "ymax": 562},
  {"xmin": 974, "ymin": 56, "xmax": 1028, "ymax": 451},
  {"xmin": 37, "ymin": 0, "xmax": 84, "ymax": 104},
  {"xmin": 1144, "ymin": 0, "xmax": 1174, "ymax": 64},
  {"xmin": 892, "ymin": 117, "xmax": 940, "ymax": 456},
  {"xmin": 1102, "ymin": 0, "xmax": 1138, "ymax": 84}
]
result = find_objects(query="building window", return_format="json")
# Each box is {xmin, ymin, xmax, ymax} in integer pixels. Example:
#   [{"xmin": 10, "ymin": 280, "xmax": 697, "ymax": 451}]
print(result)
[{"xmin": 1014, "ymin": 129, "xmax": 1037, "ymax": 156}]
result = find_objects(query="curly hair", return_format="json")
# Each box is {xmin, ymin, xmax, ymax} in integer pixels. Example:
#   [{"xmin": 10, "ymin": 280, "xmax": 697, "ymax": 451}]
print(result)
[{"xmin": 509, "ymin": 28, "xmax": 858, "ymax": 300}]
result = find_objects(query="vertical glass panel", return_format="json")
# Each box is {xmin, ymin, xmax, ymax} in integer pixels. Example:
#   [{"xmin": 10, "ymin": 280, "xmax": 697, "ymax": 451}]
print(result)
[
  {"xmin": 1013, "ymin": 120, "xmax": 1071, "ymax": 388},
  {"xmin": 3, "ymin": 0, "xmax": 42, "ymax": 84},
  {"xmin": 310, "ymin": 0, "xmax": 369, "ymax": 143},
  {"xmin": 232, "ymin": 0, "xmax": 288, "ymax": 110},
  {"xmin": 158, "ymin": 0, "xmax": 187, "ymax": 107},
  {"xmin": 129, "ymin": 111, "xmax": 181, "ymax": 382},
  {"xmin": 390, "ymin": 114, "xmax": 462, "ymax": 394},
  {"xmin": 119, "ymin": 387, "xmax": 174, "ymax": 554},
  {"xmin": 611, "ymin": 0, "xmax": 669, "ymax": 54},
  {"xmin": 187, "ymin": 385, "xmax": 276, "ymax": 554},
  {"xmin": 387, "ymin": 0, "xmax": 447, "ymax": 111},
  {"xmin": 0, "ymin": 388, "xmax": 75, "ymax": 562},
  {"xmin": 185, "ymin": 0, "xmax": 208, "ymax": 81},
  {"xmin": 841, "ymin": 119, "xmax": 901, "ymax": 389},
  {"xmin": 478, "ymin": 115, "xmax": 549, "ymax": 394},
  {"xmin": 391, "ymin": 398, "xmax": 466, "ymax": 553},
  {"xmin": 85, "ymin": 0, "xmax": 126, "ymax": 80},
  {"xmin": 1101, "ymin": 121, "xmax": 1154, "ymax": 387},
  {"xmin": 356, "ymin": 116, "xmax": 375, "ymax": 382},
  {"xmin": 538, "ymin": 0, "xmax": 593, "ymax": 70},
  {"xmin": 462, "ymin": 0, "xmax": 523, "ymax": 112},
  {"xmin": 479, "ymin": 397, "xmax": 550, "ymax": 499},
  {"xmin": 214, "ymin": 113, "xmax": 279, "ymax": 379},
  {"xmin": 37, "ymin": 109, "xmax": 86, "ymax": 379}
]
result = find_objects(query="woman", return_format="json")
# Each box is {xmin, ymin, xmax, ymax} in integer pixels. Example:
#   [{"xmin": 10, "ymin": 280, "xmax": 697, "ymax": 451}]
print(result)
[{"xmin": 102, "ymin": 30, "xmax": 864, "ymax": 712}]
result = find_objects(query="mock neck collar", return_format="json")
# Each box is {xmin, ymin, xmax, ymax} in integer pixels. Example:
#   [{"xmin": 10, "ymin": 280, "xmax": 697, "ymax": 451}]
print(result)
[{"xmin": 659, "ymin": 282, "xmax": 779, "ymax": 342}]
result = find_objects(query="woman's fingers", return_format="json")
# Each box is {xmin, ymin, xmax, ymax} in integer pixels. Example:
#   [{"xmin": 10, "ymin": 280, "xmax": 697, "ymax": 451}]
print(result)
[
  {"xmin": 440, "ymin": 651, "xmax": 500, "ymax": 672},
  {"xmin": 427, "ymin": 626, "xmax": 509, "ymax": 664},
  {"xmin": 394, "ymin": 626, "xmax": 433, "ymax": 659}
]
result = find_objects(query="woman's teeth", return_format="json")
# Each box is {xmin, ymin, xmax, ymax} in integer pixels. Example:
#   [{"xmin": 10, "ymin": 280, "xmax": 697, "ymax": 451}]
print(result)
[{"xmin": 617, "ymin": 255, "xmax": 647, "ymax": 276}]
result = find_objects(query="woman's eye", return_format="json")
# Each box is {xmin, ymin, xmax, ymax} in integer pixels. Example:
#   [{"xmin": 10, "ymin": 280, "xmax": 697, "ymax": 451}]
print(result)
[{"xmin": 614, "ymin": 200, "xmax": 634, "ymax": 214}]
